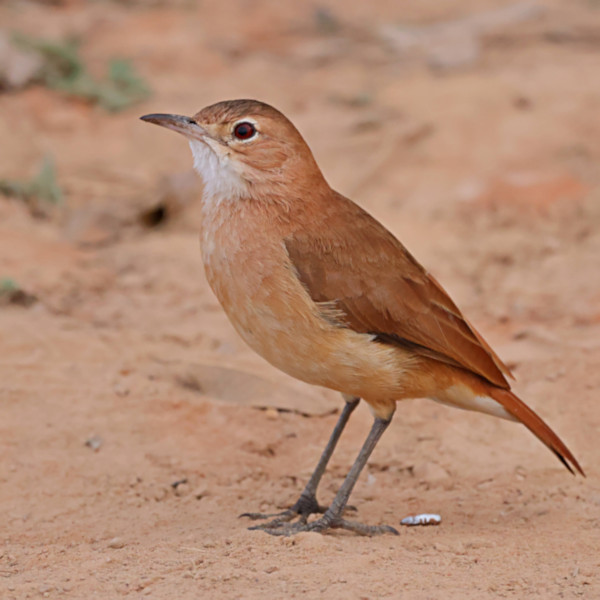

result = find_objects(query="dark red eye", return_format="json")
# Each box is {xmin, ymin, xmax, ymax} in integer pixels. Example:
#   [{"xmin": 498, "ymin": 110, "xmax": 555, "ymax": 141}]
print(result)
[{"xmin": 233, "ymin": 122, "xmax": 256, "ymax": 140}]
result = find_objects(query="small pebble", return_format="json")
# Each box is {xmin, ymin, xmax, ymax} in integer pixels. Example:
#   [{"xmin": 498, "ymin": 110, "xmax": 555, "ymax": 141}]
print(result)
[
  {"xmin": 174, "ymin": 482, "xmax": 190, "ymax": 497},
  {"xmin": 85, "ymin": 435, "xmax": 103, "ymax": 452},
  {"xmin": 107, "ymin": 537, "xmax": 126, "ymax": 549},
  {"xmin": 265, "ymin": 408, "xmax": 279, "ymax": 420},
  {"xmin": 193, "ymin": 483, "xmax": 209, "ymax": 499},
  {"xmin": 154, "ymin": 487, "xmax": 168, "ymax": 502},
  {"xmin": 113, "ymin": 383, "xmax": 130, "ymax": 397}
]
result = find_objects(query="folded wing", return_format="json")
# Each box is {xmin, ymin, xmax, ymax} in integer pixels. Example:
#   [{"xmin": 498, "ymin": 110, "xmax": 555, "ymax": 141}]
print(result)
[{"xmin": 285, "ymin": 192, "xmax": 512, "ymax": 389}]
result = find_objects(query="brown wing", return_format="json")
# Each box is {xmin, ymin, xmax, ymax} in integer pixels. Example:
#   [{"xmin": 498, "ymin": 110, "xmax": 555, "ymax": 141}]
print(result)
[{"xmin": 285, "ymin": 192, "xmax": 512, "ymax": 389}]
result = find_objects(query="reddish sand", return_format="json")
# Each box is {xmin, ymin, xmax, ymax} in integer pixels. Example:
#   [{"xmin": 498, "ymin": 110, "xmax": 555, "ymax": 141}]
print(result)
[{"xmin": 1, "ymin": 1, "xmax": 599, "ymax": 598}]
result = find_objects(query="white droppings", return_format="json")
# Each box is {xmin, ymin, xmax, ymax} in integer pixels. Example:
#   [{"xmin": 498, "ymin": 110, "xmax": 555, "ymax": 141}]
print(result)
[{"xmin": 401, "ymin": 513, "xmax": 442, "ymax": 526}]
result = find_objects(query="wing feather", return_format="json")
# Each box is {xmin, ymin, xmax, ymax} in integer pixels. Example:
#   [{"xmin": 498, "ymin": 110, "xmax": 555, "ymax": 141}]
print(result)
[{"xmin": 285, "ymin": 192, "xmax": 512, "ymax": 388}]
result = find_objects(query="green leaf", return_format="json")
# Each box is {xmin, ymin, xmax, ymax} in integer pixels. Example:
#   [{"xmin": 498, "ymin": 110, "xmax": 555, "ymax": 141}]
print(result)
[{"xmin": 11, "ymin": 33, "xmax": 151, "ymax": 112}]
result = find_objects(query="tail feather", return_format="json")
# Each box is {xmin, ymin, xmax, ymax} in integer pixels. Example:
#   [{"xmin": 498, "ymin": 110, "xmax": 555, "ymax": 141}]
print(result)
[{"xmin": 488, "ymin": 387, "xmax": 584, "ymax": 476}]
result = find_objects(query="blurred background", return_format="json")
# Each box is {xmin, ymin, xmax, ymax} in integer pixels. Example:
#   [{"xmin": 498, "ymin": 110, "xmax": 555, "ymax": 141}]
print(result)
[{"xmin": 1, "ymin": 1, "xmax": 599, "ymax": 598}]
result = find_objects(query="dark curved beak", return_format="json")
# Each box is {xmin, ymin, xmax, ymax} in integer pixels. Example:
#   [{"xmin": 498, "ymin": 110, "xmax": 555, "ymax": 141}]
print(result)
[{"xmin": 140, "ymin": 113, "xmax": 207, "ymax": 140}]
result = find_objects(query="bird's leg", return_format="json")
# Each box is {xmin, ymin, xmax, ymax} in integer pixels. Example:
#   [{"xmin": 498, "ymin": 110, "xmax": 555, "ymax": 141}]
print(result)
[
  {"xmin": 241, "ymin": 396, "xmax": 360, "ymax": 527},
  {"xmin": 260, "ymin": 415, "xmax": 398, "ymax": 537}
]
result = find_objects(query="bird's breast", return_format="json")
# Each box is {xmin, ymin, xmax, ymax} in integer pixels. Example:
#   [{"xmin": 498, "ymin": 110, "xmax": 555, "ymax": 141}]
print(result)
[
  {"xmin": 200, "ymin": 203, "xmax": 324, "ymax": 366},
  {"xmin": 198, "ymin": 202, "xmax": 410, "ymax": 400}
]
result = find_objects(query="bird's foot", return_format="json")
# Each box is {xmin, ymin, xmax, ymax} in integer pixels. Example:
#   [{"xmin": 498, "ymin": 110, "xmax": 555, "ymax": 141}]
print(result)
[
  {"xmin": 249, "ymin": 511, "xmax": 399, "ymax": 537},
  {"xmin": 240, "ymin": 493, "xmax": 356, "ymax": 531},
  {"xmin": 240, "ymin": 493, "xmax": 326, "ymax": 529}
]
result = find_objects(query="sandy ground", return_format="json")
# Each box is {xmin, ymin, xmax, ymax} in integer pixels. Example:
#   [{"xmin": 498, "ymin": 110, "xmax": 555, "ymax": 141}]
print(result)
[{"xmin": 1, "ymin": 1, "xmax": 600, "ymax": 598}]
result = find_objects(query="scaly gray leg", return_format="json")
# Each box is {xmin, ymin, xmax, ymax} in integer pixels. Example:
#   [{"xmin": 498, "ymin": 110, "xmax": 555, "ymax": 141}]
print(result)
[
  {"xmin": 241, "ymin": 395, "xmax": 360, "ymax": 528},
  {"xmin": 257, "ymin": 415, "xmax": 398, "ymax": 536}
]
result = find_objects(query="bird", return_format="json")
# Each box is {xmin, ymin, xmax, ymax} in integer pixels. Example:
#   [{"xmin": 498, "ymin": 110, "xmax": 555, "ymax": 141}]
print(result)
[{"xmin": 140, "ymin": 99, "xmax": 583, "ymax": 536}]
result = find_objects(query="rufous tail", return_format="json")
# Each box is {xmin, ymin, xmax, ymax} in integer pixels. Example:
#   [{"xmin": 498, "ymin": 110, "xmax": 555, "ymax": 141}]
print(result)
[{"xmin": 488, "ymin": 387, "xmax": 584, "ymax": 476}]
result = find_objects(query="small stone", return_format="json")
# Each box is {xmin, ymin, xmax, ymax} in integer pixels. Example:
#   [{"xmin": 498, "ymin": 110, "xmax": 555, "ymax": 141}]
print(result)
[
  {"xmin": 193, "ymin": 483, "xmax": 209, "ymax": 500},
  {"xmin": 85, "ymin": 435, "xmax": 103, "ymax": 452},
  {"xmin": 114, "ymin": 383, "xmax": 130, "ymax": 397},
  {"xmin": 174, "ymin": 483, "xmax": 190, "ymax": 497},
  {"xmin": 154, "ymin": 487, "xmax": 168, "ymax": 502},
  {"xmin": 265, "ymin": 408, "xmax": 279, "ymax": 420},
  {"xmin": 171, "ymin": 478, "xmax": 188, "ymax": 489},
  {"xmin": 107, "ymin": 537, "xmax": 125, "ymax": 549}
]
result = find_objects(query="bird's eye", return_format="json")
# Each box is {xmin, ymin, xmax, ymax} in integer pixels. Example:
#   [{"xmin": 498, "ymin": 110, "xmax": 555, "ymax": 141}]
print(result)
[{"xmin": 233, "ymin": 122, "xmax": 257, "ymax": 140}]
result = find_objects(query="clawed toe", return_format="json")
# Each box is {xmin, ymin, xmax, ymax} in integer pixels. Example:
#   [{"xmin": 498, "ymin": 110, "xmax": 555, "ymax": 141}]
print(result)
[
  {"xmin": 239, "ymin": 493, "xmax": 323, "ymax": 528},
  {"xmin": 248, "ymin": 513, "xmax": 308, "ymax": 531},
  {"xmin": 248, "ymin": 514, "xmax": 398, "ymax": 537},
  {"xmin": 240, "ymin": 497, "xmax": 359, "ymax": 532},
  {"xmin": 239, "ymin": 509, "xmax": 296, "ymax": 522},
  {"xmin": 249, "ymin": 519, "xmax": 308, "ymax": 536}
]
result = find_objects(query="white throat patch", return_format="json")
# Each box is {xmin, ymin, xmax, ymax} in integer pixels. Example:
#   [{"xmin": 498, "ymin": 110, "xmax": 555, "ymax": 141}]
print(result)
[{"xmin": 188, "ymin": 139, "xmax": 248, "ymax": 203}]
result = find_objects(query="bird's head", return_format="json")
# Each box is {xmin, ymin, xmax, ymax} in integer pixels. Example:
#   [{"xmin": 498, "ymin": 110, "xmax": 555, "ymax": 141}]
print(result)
[{"xmin": 141, "ymin": 99, "xmax": 326, "ymax": 203}]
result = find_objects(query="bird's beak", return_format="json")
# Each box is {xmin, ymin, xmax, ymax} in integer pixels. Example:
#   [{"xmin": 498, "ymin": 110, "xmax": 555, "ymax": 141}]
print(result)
[{"xmin": 140, "ymin": 113, "xmax": 207, "ymax": 141}]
